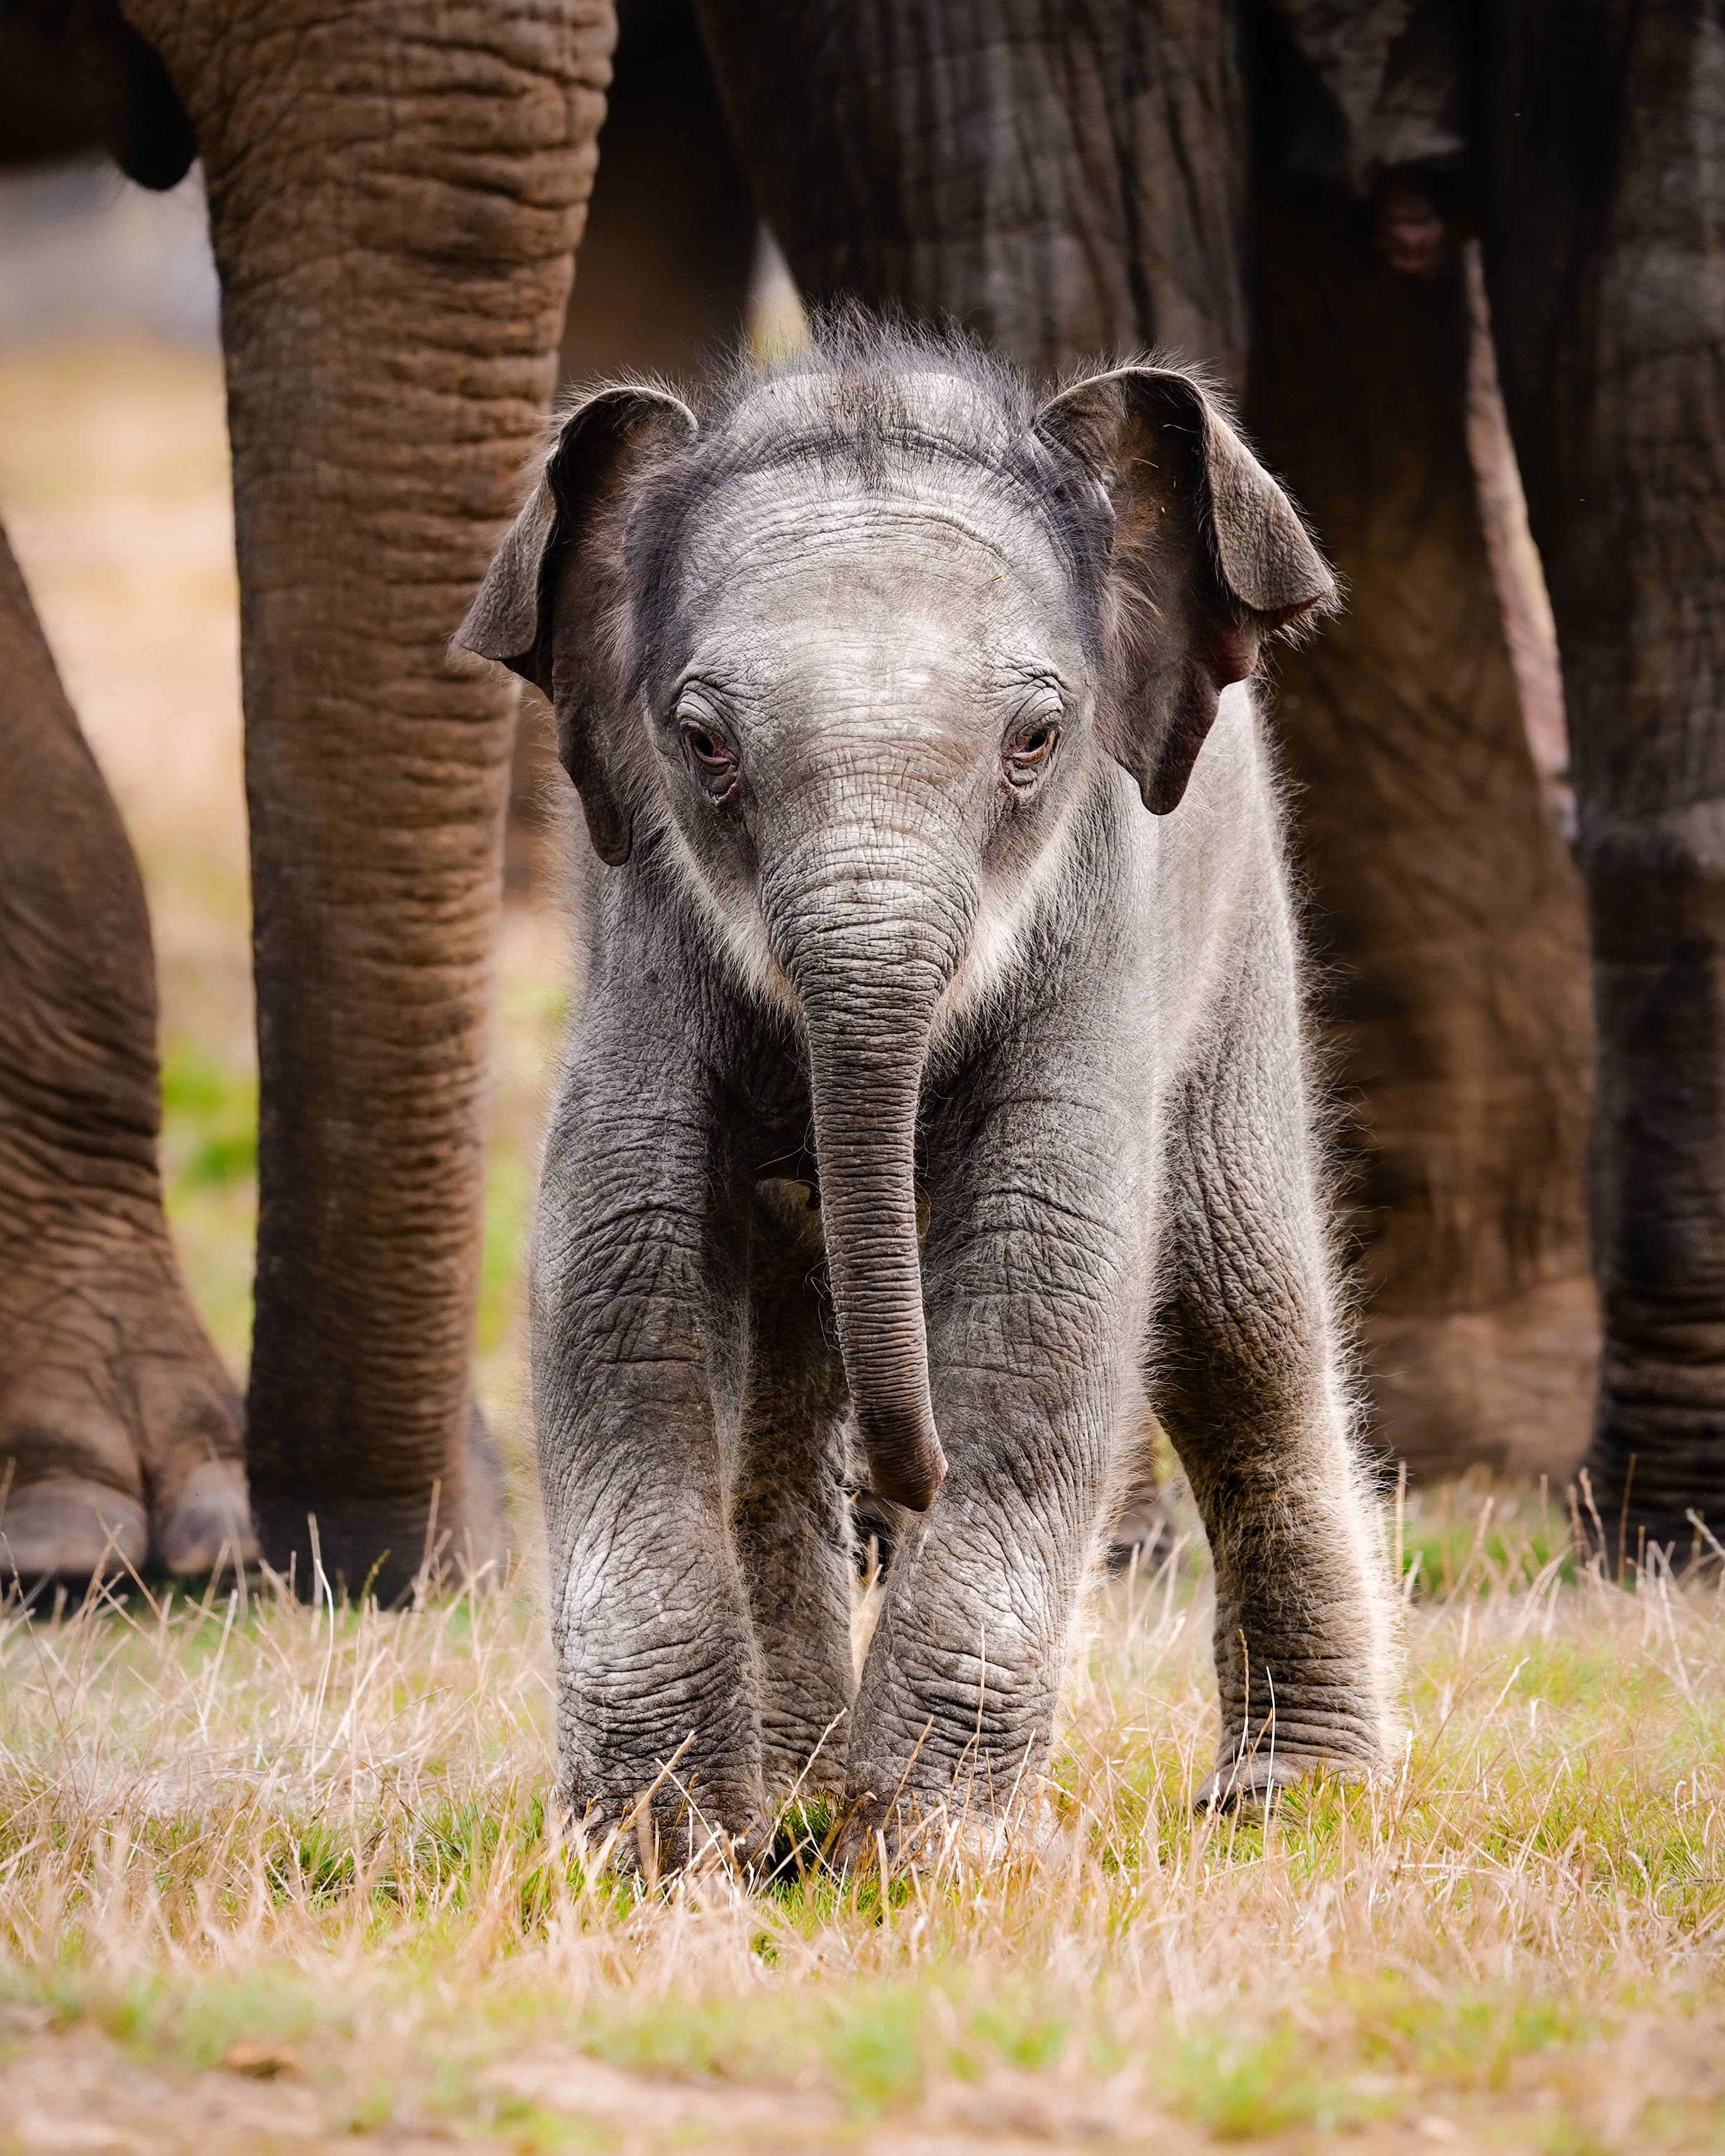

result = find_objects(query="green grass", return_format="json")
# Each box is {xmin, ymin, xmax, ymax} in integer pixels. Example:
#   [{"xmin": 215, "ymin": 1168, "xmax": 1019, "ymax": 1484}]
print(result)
[
  {"xmin": 2, "ymin": 1504, "xmax": 1723, "ymax": 2150},
  {"xmin": 160, "ymin": 1036, "xmax": 257, "ymax": 1198}
]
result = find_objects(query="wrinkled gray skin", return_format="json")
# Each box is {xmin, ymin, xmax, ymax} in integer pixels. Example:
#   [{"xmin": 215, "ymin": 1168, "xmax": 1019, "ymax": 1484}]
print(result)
[{"xmin": 460, "ymin": 329, "xmax": 1398, "ymax": 1855}]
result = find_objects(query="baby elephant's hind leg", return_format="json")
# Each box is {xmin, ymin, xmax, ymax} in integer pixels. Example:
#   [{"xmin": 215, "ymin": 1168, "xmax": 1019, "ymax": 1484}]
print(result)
[
  {"xmin": 731, "ymin": 1182, "xmax": 857, "ymax": 1809},
  {"xmin": 1153, "ymin": 992, "xmax": 1398, "ymax": 1808}
]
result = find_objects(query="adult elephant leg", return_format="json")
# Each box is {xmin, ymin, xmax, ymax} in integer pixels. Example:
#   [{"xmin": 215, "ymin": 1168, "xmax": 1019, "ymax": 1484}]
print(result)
[
  {"xmin": 1248, "ymin": 192, "xmax": 1595, "ymax": 1484},
  {"xmin": 1482, "ymin": 5, "xmax": 1725, "ymax": 1555},
  {"xmin": 695, "ymin": 0, "xmax": 1252, "ymax": 381},
  {"xmin": 0, "ymin": 526, "xmax": 250, "ymax": 1581},
  {"xmin": 121, "ymin": 0, "xmax": 611, "ymax": 1596}
]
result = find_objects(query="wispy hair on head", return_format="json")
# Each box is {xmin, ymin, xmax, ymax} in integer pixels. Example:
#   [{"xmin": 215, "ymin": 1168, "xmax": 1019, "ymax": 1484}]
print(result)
[{"xmin": 595, "ymin": 308, "xmax": 1123, "ymax": 672}]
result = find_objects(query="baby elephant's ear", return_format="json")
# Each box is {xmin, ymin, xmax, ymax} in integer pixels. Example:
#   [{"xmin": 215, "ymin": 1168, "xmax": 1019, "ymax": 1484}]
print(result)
[
  {"xmin": 1038, "ymin": 365, "xmax": 1335, "ymax": 814},
  {"xmin": 455, "ymin": 384, "xmax": 697, "ymax": 865}
]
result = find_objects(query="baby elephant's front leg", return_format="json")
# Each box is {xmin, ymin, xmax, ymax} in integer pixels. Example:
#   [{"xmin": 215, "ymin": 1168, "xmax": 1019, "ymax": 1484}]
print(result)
[
  {"xmin": 534, "ymin": 1056, "xmax": 763, "ymax": 1866},
  {"xmin": 843, "ymin": 1156, "xmax": 1131, "ymax": 1853}
]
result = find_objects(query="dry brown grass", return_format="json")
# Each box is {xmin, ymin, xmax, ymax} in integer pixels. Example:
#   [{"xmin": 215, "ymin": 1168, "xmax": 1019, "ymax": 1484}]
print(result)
[{"xmin": 1, "ymin": 1492, "xmax": 1722, "ymax": 2152}]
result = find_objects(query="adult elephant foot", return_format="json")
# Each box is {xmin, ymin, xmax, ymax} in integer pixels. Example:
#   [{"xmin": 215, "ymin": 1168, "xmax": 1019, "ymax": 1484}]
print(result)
[
  {"xmin": 250, "ymin": 1404, "xmax": 505, "ymax": 1604},
  {"xmin": 1364, "ymin": 1273, "xmax": 1600, "ymax": 1486},
  {"xmin": 0, "ymin": 1225, "xmax": 251, "ymax": 1587},
  {"xmin": 0, "ymin": 522, "xmax": 254, "ymax": 1591}
]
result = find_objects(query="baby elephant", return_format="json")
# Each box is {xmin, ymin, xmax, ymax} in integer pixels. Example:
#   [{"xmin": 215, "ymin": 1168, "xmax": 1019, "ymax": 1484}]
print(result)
[{"xmin": 460, "ymin": 325, "xmax": 1398, "ymax": 1860}]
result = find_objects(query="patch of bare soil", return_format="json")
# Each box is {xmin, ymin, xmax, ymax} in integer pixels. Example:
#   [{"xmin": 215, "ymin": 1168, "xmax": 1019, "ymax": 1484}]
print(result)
[{"xmin": 6, "ymin": 2007, "xmax": 1702, "ymax": 2156}]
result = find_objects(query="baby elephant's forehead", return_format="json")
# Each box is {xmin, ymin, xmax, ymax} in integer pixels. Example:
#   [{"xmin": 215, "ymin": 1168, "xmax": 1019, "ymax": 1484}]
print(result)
[
  {"xmin": 728, "ymin": 364, "xmax": 1026, "ymax": 458},
  {"xmin": 674, "ymin": 450, "xmax": 1075, "ymax": 624},
  {"xmin": 672, "ymin": 484, "xmax": 1081, "ymax": 704}
]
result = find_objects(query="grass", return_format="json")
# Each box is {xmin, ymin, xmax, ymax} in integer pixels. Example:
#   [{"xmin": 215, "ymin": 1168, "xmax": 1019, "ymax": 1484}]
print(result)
[{"xmin": 3, "ymin": 1493, "xmax": 1723, "ymax": 2150}]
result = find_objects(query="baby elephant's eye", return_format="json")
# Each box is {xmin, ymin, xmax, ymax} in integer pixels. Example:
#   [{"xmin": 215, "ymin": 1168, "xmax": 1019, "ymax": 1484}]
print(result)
[
  {"xmin": 685, "ymin": 726, "xmax": 728, "ymax": 766},
  {"xmin": 1004, "ymin": 721, "xmax": 1062, "ymax": 790},
  {"xmin": 679, "ymin": 716, "xmax": 743, "ymax": 806}
]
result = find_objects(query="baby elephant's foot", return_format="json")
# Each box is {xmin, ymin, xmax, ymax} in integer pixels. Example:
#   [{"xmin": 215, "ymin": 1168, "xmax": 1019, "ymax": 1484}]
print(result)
[
  {"xmin": 1194, "ymin": 1750, "xmax": 1367, "ymax": 1814},
  {"xmin": 828, "ymin": 1786, "xmax": 1030, "ymax": 1874},
  {"xmin": 569, "ymin": 1787, "xmax": 755, "ymax": 1883},
  {"xmin": 0, "ymin": 1230, "xmax": 253, "ymax": 1589},
  {"xmin": 828, "ymin": 1792, "xmax": 911, "ymax": 1874},
  {"xmin": 559, "ymin": 1750, "xmax": 765, "ymax": 1882}
]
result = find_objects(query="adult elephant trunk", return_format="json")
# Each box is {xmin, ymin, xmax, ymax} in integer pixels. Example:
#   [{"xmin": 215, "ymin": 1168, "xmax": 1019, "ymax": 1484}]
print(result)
[
  {"xmin": 121, "ymin": 0, "xmax": 613, "ymax": 1594},
  {"xmin": 764, "ymin": 823, "xmax": 964, "ymax": 1513}
]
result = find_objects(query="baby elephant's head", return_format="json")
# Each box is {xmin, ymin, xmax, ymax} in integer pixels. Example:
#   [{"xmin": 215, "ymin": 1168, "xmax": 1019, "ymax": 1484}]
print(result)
[{"xmin": 460, "ymin": 331, "xmax": 1332, "ymax": 1513}]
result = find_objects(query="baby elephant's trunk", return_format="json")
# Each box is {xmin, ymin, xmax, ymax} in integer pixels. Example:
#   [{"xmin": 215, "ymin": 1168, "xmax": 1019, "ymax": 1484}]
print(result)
[{"xmin": 767, "ymin": 824, "xmax": 966, "ymax": 1513}]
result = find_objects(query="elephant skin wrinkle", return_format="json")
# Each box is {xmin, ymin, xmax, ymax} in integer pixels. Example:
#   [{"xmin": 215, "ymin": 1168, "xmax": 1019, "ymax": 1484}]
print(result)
[
  {"xmin": 461, "ymin": 322, "xmax": 1401, "ymax": 1860},
  {"xmin": 0, "ymin": 526, "xmax": 254, "ymax": 1585}
]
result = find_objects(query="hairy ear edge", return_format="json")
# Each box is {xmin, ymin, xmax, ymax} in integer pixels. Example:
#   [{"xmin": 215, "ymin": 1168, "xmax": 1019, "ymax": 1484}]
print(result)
[
  {"xmin": 455, "ymin": 384, "xmax": 699, "ymax": 865},
  {"xmin": 1037, "ymin": 365, "xmax": 1335, "ymax": 814}
]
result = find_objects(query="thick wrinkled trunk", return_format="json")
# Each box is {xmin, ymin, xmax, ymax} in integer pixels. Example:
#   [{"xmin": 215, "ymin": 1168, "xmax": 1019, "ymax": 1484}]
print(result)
[
  {"xmin": 696, "ymin": 0, "xmax": 1594, "ymax": 1479},
  {"xmin": 1247, "ymin": 191, "xmax": 1595, "ymax": 1483},
  {"xmin": 121, "ymin": 0, "xmax": 612, "ymax": 1594},
  {"xmin": 1482, "ymin": 4, "xmax": 1725, "ymax": 1552},
  {"xmin": 763, "ymin": 825, "xmax": 964, "ymax": 1513}
]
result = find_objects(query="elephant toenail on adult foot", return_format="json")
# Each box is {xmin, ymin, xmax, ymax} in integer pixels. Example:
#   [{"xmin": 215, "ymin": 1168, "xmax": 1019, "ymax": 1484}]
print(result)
[
  {"xmin": 0, "ymin": 1265, "xmax": 251, "ymax": 1590},
  {"xmin": 152, "ymin": 1458, "xmax": 257, "ymax": 1575},
  {"xmin": 0, "ymin": 1475, "xmax": 149, "ymax": 1588}
]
